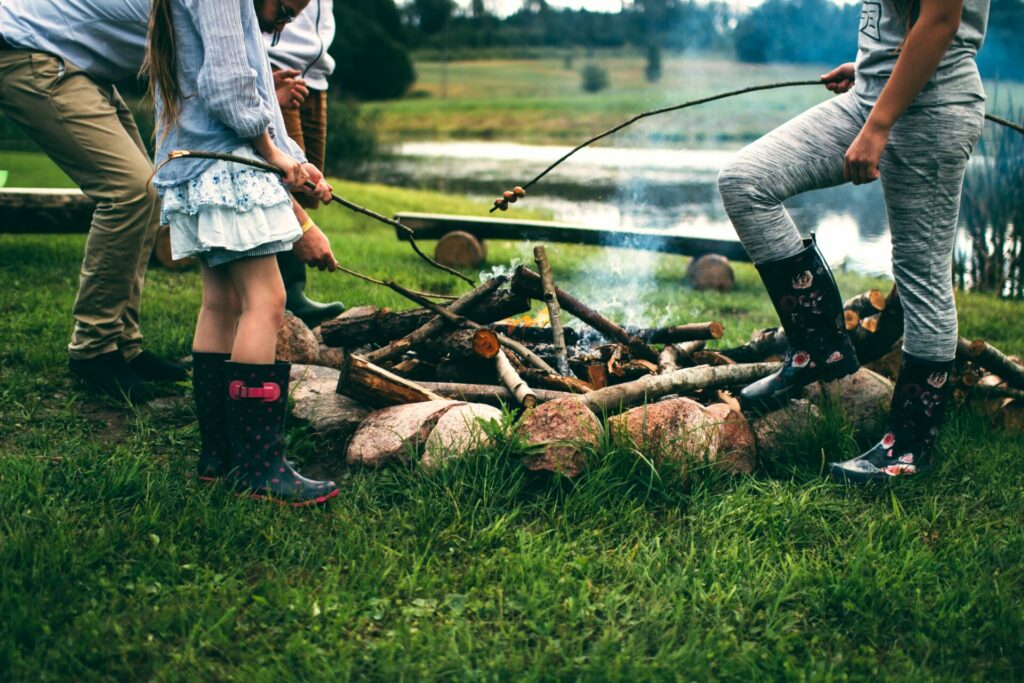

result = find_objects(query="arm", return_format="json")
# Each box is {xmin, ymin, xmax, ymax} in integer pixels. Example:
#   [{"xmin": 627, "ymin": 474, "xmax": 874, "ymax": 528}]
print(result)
[
  {"xmin": 190, "ymin": 0, "xmax": 274, "ymax": 140},
  {"xmin": 845, "ymin": 0, "xmax": 964, "ymax": 184},
  {"xmin": 290, "ymin": 198, "xmax": 339, "ymax": 271}
]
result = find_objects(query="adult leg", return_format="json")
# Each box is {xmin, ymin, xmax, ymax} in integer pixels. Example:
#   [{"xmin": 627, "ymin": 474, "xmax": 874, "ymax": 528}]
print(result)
[
  {"xmin": 277, "ymin": 89, "xmax": 344, "ymax": 327},
  {"xmin": 221, "ymin": 255, "xmax": 338, "ymax": 505},
  {"xmin": 830, "ymin": 102, "xmax": 985, "ymax": 483},
  {"xmin": 0, "ymin": 52, "xmax": 162, "ymax": 397},
  {"xmin": 717, "ymin": 94, "xmax": 867, "ymax": 407}
]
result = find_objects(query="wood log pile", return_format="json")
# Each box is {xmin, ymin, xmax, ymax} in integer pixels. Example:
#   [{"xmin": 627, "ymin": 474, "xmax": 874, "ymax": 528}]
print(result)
[{"xmin": 279, "ymin": 260, "xmax": 1024, "ymax": 479}]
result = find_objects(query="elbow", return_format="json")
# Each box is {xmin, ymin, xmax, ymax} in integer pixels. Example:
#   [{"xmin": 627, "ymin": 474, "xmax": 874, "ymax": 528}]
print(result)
[{"xmin": 918, "ymin": 9, "xmax": 961, "ymax": 39}]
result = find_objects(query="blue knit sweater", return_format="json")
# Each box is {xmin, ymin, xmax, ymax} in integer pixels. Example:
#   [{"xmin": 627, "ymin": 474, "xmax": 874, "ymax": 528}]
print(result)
[{"xmin": 153, "ymin": 0, "xmax": 306, "ymax": 189}]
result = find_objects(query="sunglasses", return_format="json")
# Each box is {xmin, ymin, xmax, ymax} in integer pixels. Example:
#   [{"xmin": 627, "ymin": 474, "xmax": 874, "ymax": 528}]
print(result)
[{"xmin": 275, "ymin": 1, "xmax": 296, "ymax": 25}]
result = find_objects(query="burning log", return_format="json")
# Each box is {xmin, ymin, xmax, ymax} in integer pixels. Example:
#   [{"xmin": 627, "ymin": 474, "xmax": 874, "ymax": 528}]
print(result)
[
  {"xmin": 581, "ymin": 362, "xmax": 781, "ymax": 414},
  {"xmin": 843, "ymin": 289, "xmax": 886, "ymax": 318},
  {"xmin": 363, "ymin": 276, "xmax": 507, "ymax": 363},
  {"xmin": 658, "ymin": 340, "xmax": 706, "ymax": 374},
  {"xmin": 511, "ymin": 266, "xmax": 660, "ymax": 363},
  {"xmin": 534, "ymin": 245, "xmax": 572, "ymax": 376},
  {"xmin": 965, "ymin": 339, "xmax": 1024, "ymax": 389},
  {"xmin": 321, "ymin": 284, "xmax": 528, "ymax": 349},
  {"xmin": 336, "ymin": 351, "xmax": 446, "ymax": 408}
]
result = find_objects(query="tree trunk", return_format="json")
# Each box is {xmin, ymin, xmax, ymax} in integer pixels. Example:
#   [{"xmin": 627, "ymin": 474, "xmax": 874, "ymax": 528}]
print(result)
[{"xmin": 335, "ymin": 352, "xmax": 447, "ymax": 407}]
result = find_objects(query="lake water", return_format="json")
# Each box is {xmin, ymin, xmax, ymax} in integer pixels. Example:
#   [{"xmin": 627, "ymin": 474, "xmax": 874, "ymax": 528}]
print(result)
[{"xmin": 369, "ymin": 140, "xmax": 960, "ymax": 278}]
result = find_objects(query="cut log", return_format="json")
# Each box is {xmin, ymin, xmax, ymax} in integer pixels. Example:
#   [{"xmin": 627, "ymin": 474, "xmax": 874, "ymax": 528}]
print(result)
[
  {"xmin": 0, "ymin": 188, "xmax": 95, "ymax": 234},
  {"xmin": 657, "ymin": 340, "xmax": 705, "ymax": 374},
  {"xmin": 495, "ymin": 350, "xmax": 537, "ymax": 409},
  {"xmin": 346, "ymin": 400, "xmax": 464, "ymax": 467},
  {"xmin": 719, "ymin": 327, "xmax": 788, "ymax": 363},
  {"xmin": 426, "ymin": 328, "xmax": 501, "ymax": 360},
  {"xmin": 534, "ymin": 245, "xmax": 571, "ymax": 376},
  {"xmin": 850, "ymin": 285, "xmax": 903, "ymax": 363},
  {"xmin": 511, "ymin": 266, "xmax": 660, "ymax": 362},
  {"xmin": 422, "ymin": 403, "xmax": 504, "ymax": 469},
  {"xmin": 434, "ymin": 230, "xmax": 486, "ymax": 268},
  {"xmin": 844, "ymin": 309, "xmax": 861, "ymax": 331},
  {"xmin": 843, "ymin": 289, "xmax": 886, "ymax": 318},
  {"xmin": 639, "ymin": 322, "xmax": 724, "ymax": 344},
  {"xmin": 967, "ymin": 339, "xmax": 1024, "ymax": 389},
  {"xmin": 336, "ymin": 351, "xmax": 447, "ymax": 407},
  {"xmin": 517, "ymin": 397, "xmax": 602, "ymax": 477},
  {"xmin": 686, "ymin": 254, "xmax": 735, "ymax": 292},
  {"xmin": 418, "ymin": 381, "xmax": 572, "ymax": 406},
  {"xmin": 320, "ymin": 288, "xmax": 530, "ymax": 349},
  {"xmin": 582, "ymin": 362, "xmax": 781, "ymax": 414},
  {"xmin": 521, "ymin": 370, "xmax": 593, "ymax": 394},
  {"xmin": 690, "ymin": 350, "xmax": 736, "ymax": 367}
]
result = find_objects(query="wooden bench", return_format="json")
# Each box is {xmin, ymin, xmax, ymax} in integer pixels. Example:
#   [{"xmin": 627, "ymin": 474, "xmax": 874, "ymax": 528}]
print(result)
[{"xmin": 392, "ymin": 212, "xmax": 751, "ymax": 268}]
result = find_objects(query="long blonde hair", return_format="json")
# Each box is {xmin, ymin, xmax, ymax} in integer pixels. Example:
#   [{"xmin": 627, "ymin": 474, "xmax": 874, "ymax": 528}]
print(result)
[{"xmin": 142, "ymin": 0, "xmax": 182, "ymax": 135}]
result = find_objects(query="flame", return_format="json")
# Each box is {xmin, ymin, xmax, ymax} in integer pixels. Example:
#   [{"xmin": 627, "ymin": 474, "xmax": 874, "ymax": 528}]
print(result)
[{"xmin": 502, "ymin": 308, "xmax": 551, "ymax": 328}]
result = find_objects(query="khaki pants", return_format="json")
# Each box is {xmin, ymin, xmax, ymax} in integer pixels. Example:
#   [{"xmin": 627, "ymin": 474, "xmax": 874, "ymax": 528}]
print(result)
[
  {"xmin": 0, "ymin": 50, "xmax": 159, "ymax": 360},
  {"xmin": 280, "ymin": 88, "xmax": 327, "ymax": 208}
]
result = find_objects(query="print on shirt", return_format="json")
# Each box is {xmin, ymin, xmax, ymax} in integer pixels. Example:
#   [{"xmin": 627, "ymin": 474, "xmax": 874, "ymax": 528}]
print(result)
[{"xmin": 860, "ymin": 1, "xmax": 882, "ymax": 41}]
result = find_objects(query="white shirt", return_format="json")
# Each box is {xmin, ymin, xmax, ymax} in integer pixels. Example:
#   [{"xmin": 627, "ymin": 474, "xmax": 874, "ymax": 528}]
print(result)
[{"xmin": 265, "ymin": 0, "xmax": 336, "ymax": 92}]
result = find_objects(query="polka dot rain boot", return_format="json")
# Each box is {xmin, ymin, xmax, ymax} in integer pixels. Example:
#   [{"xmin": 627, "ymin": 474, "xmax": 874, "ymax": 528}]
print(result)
[
  {"xmin": 224, "ymin": 361, "xmax": 339, "ymax": 506},
  {"xmin": 191, "ymin": 351, "xmax": 232, "ymax": 481},
  {"xmin": 739, "ymin": 237, "xmax": 860, "ymax": 410},
  {"xmin": 830, "ymin": 352, "xmax": 953, "ymax": 483}
]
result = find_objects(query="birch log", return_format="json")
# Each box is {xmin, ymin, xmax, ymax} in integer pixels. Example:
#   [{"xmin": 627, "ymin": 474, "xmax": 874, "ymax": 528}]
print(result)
[{"xmin": 534, "ymin": 245, "xmax": 571, "ymax": 376}]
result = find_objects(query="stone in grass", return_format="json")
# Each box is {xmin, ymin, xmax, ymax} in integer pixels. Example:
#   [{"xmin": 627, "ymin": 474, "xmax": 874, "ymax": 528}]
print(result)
[
  {"xmin": 806, "ymin": 367, "xmax": 893, "ymax": 438},
  {"xmin": 750, "ymin": 398, "xmax": 820, "ymax": 457},
  {"xmin": 421, "ymin": 403, "xmax": 504, "ymax": 469},
  {"xmin": 609, "ymin": 397, "xmax": 755, "ymax": 476},
  {"xmin": 346, "ymin": 400, "xmax": 465, "ymax": 468},
  {"xmin": 288, "ymin": 364, "xmax": 370, "ymax": 447},
  {"xmin": 276, "ymin": 311, "xmax": 321, "ymax": 365},
  {"xmin": 516, "ymin": 398, "xmax": 602, "ymax": 477},
  {"xmin": 686, "ymin": 254, "xmax": 735, "ymax": 292}
]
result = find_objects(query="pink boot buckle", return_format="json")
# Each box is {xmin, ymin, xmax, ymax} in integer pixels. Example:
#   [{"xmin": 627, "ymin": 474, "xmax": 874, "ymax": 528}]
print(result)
[{"xmin": 229, "ymin": 380, "xmax": 281, "ymax": 402}]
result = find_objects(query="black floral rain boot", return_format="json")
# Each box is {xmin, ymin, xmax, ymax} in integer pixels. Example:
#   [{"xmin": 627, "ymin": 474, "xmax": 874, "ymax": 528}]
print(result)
[
  {"xmin": 830, "ymin": 353, "xmax": 953, "ymax": 483},
  {"xmin": 739, "ymin": 238, "xmax": 860, "ymax": 409},
  {"xmin": 277, "ymin": 250, "xmax": 345, "ymax": 328},
  {"xmin": 225, "ymin": 361, "xmax": 340, "ymax": 506},
  {"xmin": 192, "ymin": 351, "xmax": 232, "ymax": 481}
]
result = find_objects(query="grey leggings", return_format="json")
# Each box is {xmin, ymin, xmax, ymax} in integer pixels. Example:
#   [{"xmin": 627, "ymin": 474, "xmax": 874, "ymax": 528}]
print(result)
[{"xmin": 717, "ymin": 92, "xmax": 985, "ymax": 362}]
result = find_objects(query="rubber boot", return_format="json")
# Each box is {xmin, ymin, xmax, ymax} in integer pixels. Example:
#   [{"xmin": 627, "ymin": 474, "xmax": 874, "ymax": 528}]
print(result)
[
  {"xmin": 192, "ymin": 351, "xmax": 232, "ymax": 481},
  {"xmin": 277, "ymin": 249, "xmax": 345, "ymax": 328},
  {"xmin": 69, "ymin": 350, "xmax": 153, "ymax": 403},
  {"xmin": 739, "ymin": 238, "xmax": 859, "ymax": 409},
  {"xmin": 830, "ymin": 352, "xmax": 953, "ymax": 483},
  {"xmin": 225, "ymin": 361, "xmax": 339, "ymax": 506}
]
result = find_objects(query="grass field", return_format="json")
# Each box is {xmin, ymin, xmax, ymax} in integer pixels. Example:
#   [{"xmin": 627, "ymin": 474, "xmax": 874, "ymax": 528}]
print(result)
[
  {"xmin": 1, "ymin": 151, "xmax": 1023, "ymax": 680},
  {"xmin": 366, "ymin": 55, "xmax": 1024, "ymax": 147}
]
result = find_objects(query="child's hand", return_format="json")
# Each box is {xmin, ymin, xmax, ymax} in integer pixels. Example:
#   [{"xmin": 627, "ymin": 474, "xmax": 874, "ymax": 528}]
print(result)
[
  {"xmin": 844, "ymin": 120, "xmax": 890, "ymax": 185},
  {"xmin": 821, "ymin": 63, "xmax": 856, "ymax": 93},
  {"xmin": 300, "ymin": 163, "xmax": 333, "ymax": 204},
  {"xmin": 273, "ymin": 69, "xmax": 308, "ymax": 110},
  {"xmin": 292, "ymin": 223, "xmax": 339, "ymax": 272},
  {"xmin": 265, "ymin": 148, "xmax": 308, "ymax": 188}
]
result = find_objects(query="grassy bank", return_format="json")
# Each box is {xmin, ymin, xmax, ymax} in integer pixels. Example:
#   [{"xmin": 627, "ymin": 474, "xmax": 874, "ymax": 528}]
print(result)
[
  {"xmin": 1, "ymin": 152, "xmax": 1022, "ymax": 680},
  {"xmin": 366, "ymin": 55, "xmax": 1024, "ymax": 147}
]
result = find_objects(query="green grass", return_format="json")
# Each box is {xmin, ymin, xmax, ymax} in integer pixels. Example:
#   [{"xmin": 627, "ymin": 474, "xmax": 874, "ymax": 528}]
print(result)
[
  {"xmin": 1, "ymin": 152, "xmax": 1023, "ymax": 681},
  {"xmin": 367, "ymin": 55, "xmax": 1024, "ymax": 147}
]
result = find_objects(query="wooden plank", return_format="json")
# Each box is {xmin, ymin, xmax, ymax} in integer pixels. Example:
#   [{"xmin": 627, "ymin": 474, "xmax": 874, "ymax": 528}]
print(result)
[
  {"xmin": 392, "ymin": 211, "xmax": 752, "ymax": 262},
  {"xmin": 0, "ymin": 188, "xmax": 94, "ymax": 234}
]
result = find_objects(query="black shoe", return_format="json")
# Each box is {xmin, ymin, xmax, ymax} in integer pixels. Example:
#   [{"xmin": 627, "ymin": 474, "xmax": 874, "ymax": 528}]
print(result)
[
  {"xmin": 739, "ymin": 238, "xmax": 859, "ymax": 410},
  {"xmin": 278, "ymin": 250, "xmax": 345, "ymax": 328},
  {"xmin": 69, "ymin": 351, "xmax": 153, "ymax": 402},
  {"xmin": 224, "ymin": 361, "xmax": 340, "ymax": 506},
  {"xmin": 192, "ymin": 351, "xmax": 232, "ymax": 480},
  {"xmin": 830, "ymin": 352, "xmax": 953, "ymax": 484},
  {"xmin": 128, "ymin": 350, "xmax": 189, "ymax": 382}
]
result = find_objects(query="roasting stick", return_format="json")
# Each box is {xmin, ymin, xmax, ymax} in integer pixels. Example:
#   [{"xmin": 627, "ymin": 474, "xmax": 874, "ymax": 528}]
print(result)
[
  {"xmin": 488, "ymin": 80, "xmax": 1024, "ymax": 212},
  {"xmin": 160, "ymin": 150, "xmax": 475, "ymax": 286}
]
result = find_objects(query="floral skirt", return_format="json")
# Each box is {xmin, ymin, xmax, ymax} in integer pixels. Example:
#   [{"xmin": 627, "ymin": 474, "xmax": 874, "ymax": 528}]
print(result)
[{"xmin": 160, "ymin": 145, "xmax": 301, "ymax": 267}]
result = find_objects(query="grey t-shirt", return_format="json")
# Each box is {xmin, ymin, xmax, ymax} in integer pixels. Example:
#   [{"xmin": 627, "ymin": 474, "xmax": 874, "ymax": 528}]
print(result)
[{"xmin": 854, "ymin": 0, "xmax": 989, "ymax": 107}]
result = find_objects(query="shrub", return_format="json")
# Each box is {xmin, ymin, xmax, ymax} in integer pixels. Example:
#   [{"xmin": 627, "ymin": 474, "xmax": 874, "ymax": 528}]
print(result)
[
  {"xmin": 323, "ymin": 101, "xmax": 380, "ymax": 178},
  {"xmin": 644, "ymin": 43, "xmax": 662, "ymax": 83},
  {"xmin": 580, "ymin": 63, "xmax": 609, "ymax": 93}
]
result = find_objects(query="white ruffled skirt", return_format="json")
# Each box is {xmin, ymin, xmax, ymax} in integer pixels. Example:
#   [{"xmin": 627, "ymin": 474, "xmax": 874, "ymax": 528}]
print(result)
[{"xmin": 160, "ymin": 145, "xmax": 301, "ymax": 266}]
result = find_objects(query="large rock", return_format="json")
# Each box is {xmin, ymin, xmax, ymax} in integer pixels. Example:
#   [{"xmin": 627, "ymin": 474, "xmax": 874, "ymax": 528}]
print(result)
[
  {"xmin": 610, "ymin": 397, "xmax": 755, "ymax": 476},
  {"xmin": 289, "ymin": 365, "xmax": 371, "ymax": 451},
  {"xmin": 421, "ymin": 403, "xmax": 504, "ymax": 469},
  {"xmin": 276, "ymin": 311, "xmax": 321, "ymax": 365},
  {"xmin": 686, "ymin": 254, "xmax": 735, "ymax": 292},
  {"xmin": 517, "ymin": 398, "xmax": 601, "ymax": 477},
  {"xmin": 750, "ymin": 398, "xmax": 820, "ymax": 457},
  {"xmin": 806, "ymin": 368, "xmax": 893, "ymax": 437},
  {"xmin": 346, "ymin": 400, "xmax": 464, "ymax": 468}
]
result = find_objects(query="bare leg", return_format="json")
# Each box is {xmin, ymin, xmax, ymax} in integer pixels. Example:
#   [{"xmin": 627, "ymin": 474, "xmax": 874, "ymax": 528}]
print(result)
[
  {"xmin": 193, "ymin": 262, "xmax": 242, "ymax": 354},
  {"xmin": 225, "ymin": 255, "xmax": 286, "ymax": 364}
]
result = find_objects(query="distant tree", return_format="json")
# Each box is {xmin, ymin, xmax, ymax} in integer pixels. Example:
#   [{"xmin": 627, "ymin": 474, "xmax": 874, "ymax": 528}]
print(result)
[
  {"xmin": 414, "ymin": 0, "xmax": 456, "ymax": 35},
  {"xmin": 581, "ymin": 63, "xmax": 610, "ymax": 93},
  {"xmin": 331, "ymin": 0, "xmax": 415, "ymax": 100},
  {"xmin": 733, "ymin": 0, "xmax": 858, "ymax": 65},
  {"xmin": 645, "ymin": 43, "xmax": 662, "ymax": 82},
  {"xmin": 977, "ymin": 0, "xmax": 1024, "ymax": 80}
]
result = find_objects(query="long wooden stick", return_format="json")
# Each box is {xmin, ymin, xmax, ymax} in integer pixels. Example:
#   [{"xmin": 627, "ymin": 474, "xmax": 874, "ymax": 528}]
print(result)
[
  {"xmin": 534, "ymin": 245, "xmax": 571, "ymax": 376},
  {"xmin": 511, "ymin": 266, "xmax": 660, "ymax": 362},
  {"xmin": 419, "ymin": 381, "xmax": 572, "ymax": 406},
  {"xmin": 495, "ymin": 350, "xmax": 537, "ymax": 409}
]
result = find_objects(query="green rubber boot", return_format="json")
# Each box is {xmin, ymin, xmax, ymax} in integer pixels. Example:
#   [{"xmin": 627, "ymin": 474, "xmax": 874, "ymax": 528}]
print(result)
[{"xmin": 277, "ymin": 249, "xmax": 345, "ymax": 328}]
